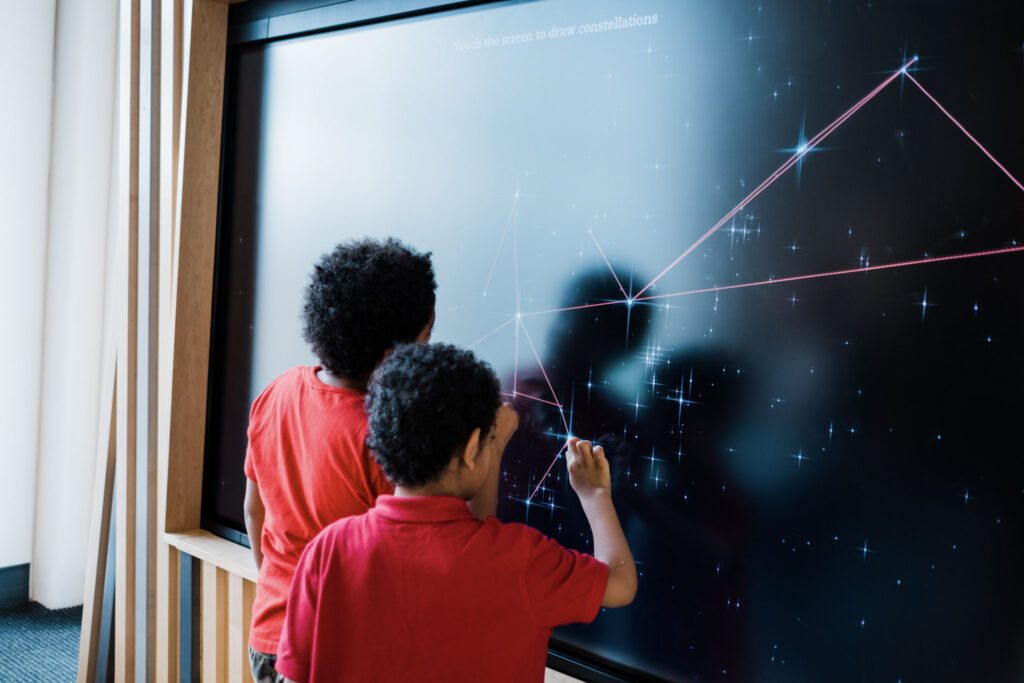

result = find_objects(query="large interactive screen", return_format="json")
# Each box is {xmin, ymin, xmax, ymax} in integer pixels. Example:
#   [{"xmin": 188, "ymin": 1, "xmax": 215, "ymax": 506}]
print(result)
[{"xmin": 205, "ymin": 0, "xmax": 1024, "ymax": 680}]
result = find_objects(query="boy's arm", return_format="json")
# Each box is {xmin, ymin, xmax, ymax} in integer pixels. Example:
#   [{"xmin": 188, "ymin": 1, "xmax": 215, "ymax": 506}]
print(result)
[
  {"xmin": 567, "ymin": 437, "xmax": 637, "ymax": 608},
  {"xmin": 243, "ymin": 479, "xmax": 266, "ymax": 570},
  {"xmin": 467, "ymin": 403, "xmax": 519, "ymax": 520}
]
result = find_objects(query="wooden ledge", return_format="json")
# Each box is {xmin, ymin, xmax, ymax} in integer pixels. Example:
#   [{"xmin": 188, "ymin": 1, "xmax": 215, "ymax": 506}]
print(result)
[{"xmin": 164, "ymin": 529, "xmax": 258, "ymax": 583}]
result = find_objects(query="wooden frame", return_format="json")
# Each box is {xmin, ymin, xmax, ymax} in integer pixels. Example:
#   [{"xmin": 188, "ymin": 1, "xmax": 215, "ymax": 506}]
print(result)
[
  {"xmin": 157, "ymin": 0, "xmax": 249, "ymax": 681},
  {"xmin": 114, "ymin": 0, "xmax": 140, "ymax": 679}
]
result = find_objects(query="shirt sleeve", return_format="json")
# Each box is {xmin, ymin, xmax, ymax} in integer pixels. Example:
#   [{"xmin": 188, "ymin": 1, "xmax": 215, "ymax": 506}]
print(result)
[
  {"xmin": 522, "ymin": 528, "xmax": 609, "ymax": 629},
  {"xmin": 275, "ymin": 537, "xmax": 323, "ymax": 682},
  {"xmin": 243, "ymin": 443, "xmax": 257, "ymax": 483},
  {"xmin": 243, "ymin": 388, "xmax": 269, "ymax": 483}
]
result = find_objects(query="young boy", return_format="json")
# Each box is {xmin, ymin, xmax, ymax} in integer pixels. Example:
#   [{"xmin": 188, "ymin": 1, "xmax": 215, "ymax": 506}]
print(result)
[
  {"xmin": 275, "ymin": 343, "xmax": 637, "ymax": 682},
  {"xmin": 243, "ymin": 238, "xmax": 441, "ymax": 682}
]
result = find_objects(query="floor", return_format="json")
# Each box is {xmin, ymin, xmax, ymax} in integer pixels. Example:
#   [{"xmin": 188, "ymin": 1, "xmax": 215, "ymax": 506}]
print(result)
[{"xmin": 0, "ymin": 602, "xmax": 82, "ymax": 682}]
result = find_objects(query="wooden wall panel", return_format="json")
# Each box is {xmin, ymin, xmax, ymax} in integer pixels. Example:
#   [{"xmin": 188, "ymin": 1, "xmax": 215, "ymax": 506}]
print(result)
[
  {"xmin": 164, "ymin": 0, "xmax": 228, "ymax": 535},
  {"xmin": 201, "ymin": 563, "xmax": 229, "ymax": 682},
  {"xmin": 228, "ymin": 574, "xmax": 256, "ymax": 683},
  {"xmin": 114, "ymin": 0, "xmax": 140, "ymax": 679},
  {"xmin": 77, "ymin": 380, "xmax": 117, "ymax": 683},
  {"xmin": 156, "ymin": 0, "xmax": 184, "ymax": 679}
]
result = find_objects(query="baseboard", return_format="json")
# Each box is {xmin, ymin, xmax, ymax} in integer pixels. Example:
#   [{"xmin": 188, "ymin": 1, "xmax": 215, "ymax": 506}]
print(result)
[{"xmin": 0, "ymin": 563, "xmax": 30, "ymax": 608}]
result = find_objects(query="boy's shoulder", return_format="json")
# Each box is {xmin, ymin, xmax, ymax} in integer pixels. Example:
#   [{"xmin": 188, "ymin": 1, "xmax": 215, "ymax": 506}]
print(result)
[
  {"xmin": 476, "ymin": 516, "xmax": 570, "ymax": 558},
  {"xmin": 263, "ymin": 365, "xmax": 311, "ymax": 395},
  {"xmin": 301, "ymin": 510, "xmax": 371, "ymax": 558},
  {"xmin": 249, "ymin": 366, "xmax": 312, "ymax": 412}
]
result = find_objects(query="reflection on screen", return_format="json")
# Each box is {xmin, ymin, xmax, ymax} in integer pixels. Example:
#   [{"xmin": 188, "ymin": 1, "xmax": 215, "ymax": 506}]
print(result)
[{"xmin": 209, "ymin": 0, "xmax": 1024, "ymax": 679}]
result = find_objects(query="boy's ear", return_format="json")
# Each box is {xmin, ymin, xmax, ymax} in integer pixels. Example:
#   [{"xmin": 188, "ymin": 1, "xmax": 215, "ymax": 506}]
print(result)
[{"xmin": 460, "ymin": 427, "xmax": 483, "ymax": 471}]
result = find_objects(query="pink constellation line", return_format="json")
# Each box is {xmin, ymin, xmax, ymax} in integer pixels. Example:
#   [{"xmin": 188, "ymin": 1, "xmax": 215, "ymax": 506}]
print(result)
[
  {"xmin": 501, "ymin": 60, "xmax": 1024, "ymax": 504},
  {"xmin": 634, "ymin": 245, "xmax": 1024, "ymax": 303},
  {"xmin": 517, "ymin": 317, "xmax": 571, "ymax": 436},
  {"xmin": 523, "ymin": 244, "xmax": 1024, "ymax": 503},
  {"xmin": 515, "ymin": 63, "xmax": 1024, "ymax": 321},
  {"xmin": 632, "ymin": 55, "xmax": 920, "ymax": 300},
  {"xmin": 635, "ymin": 57, "xmax": 1024, "ymax": 300},
  {"xmin": 903, "ymin": 72, "xmax": 1024, "ymax": 194},
  {"xmin": 518, "ymin": 313, "xmax": 574, "ymax": 505},
  {"xmin": 526, "ymin": 442, "xmax": 569, "ymax": 504}
]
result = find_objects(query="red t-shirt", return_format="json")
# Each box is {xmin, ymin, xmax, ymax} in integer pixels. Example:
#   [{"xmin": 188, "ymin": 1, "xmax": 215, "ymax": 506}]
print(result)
[
  {"xmin": 244, "ymin": 366, "xmax": 392, "ymax": 654},
  {"xmin": 275, "ymin": 495, "xmax": 609, "ymax": 683}
]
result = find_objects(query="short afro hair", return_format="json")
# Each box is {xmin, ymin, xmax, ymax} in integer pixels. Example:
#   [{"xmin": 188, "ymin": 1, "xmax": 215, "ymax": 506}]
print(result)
[
  {"xmin": 366, "ymin": 343, "xmax": 501, "ymax": 487},
  {"xmin": 302, "ymin": 238, "xmax": 436, "ymax": 380}
]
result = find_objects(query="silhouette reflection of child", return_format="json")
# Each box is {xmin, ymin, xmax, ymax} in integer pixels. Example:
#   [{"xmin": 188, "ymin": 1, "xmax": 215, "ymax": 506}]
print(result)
[{"xmin": 498, "ymin": 267, "xmax": 753, "ymax": 681}]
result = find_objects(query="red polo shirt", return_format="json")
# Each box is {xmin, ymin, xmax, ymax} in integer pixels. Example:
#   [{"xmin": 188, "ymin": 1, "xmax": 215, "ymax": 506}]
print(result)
[
  {"xmin": 275, "ymin": 495, "xmax": 609, "ymax": 683},
  {"xmin": 244, "ymin": 366, "xmax": 392, "ymax": 654}
]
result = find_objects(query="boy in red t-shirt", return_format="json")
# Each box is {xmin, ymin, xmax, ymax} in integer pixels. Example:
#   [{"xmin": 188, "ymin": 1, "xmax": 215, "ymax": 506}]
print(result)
[
  {"xmin": 245, "ymin": 239, "xmax": 455, "ymax": 682},
  {"xmin": 275, "ymin": 343, "xmax": 637, "ymax": 683}
]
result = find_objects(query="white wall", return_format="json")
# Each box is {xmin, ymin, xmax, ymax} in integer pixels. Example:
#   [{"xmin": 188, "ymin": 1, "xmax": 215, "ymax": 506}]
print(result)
[
  {"xmin": 0, "ymin": 0, "xmax": 118, "ymax": 608},
  {"xmin": 32, "ymin": 0, "xmax": 119, "ymax": 609},
  {"xmin": 0, "ymin": 0, "xmax": 57, "ymax": 571}
]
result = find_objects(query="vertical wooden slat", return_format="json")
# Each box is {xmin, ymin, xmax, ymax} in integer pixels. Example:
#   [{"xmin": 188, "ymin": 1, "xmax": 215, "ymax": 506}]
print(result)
[
  {"xmin": 77, "ymin": 377, "xmax": 117, "ymax": 683},
  {"xmin": 155, "ymin": 542, "xmax": 179, "ymax": 683},
  {"xmin": 137, "ymin": 0, "xmax": 163, "ymax": 677},
  {"xmin": 114, "ymin": 0, "xmax": 140, "ymax": 679},
  {"xmin": 156, "ymin": 0, "xmax": 184, "ymax": 679},
  {"xmin": 243, "ymin": 580, "xmax": 256, "ymax": 683},
  {"xmin": 202, "ymin": 562, "xmax": 229, "ymax": 683},
  {"xmin": 228, "ymin": 575, "xmax": 256, "ymax": 683},
  {"xmin": 164, "ymin": 0, "xmax": 228, "ymax": 536}
]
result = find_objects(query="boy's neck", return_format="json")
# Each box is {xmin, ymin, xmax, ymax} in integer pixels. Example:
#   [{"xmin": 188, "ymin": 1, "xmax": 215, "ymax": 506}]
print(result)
[
  {"xmin": 393, "ymin": 480, "xmax": 471, "ymax": 501},
  {"xmin": 316, "ymin": 367, "xmax": 367, "ymax": 392}
]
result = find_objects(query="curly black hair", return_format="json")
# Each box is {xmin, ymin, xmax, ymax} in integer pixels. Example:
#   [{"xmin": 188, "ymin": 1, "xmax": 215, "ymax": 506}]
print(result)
[
  {"xmin": 366, "ymin": 343, "xmax": 501, "ymax": 487},
  {"xmin": 302, "ymin": 238, "xmax": 436, "ymax": 380}
]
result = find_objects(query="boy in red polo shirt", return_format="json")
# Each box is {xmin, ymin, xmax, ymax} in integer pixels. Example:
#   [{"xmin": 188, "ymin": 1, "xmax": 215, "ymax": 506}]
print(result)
[
  {"xmin": 276, "ymin": 343, "xmax": 638, "ymax": 683},
  {"xmin": 244, "ymin": 239, "xmax": 451, "ymax": 682}
]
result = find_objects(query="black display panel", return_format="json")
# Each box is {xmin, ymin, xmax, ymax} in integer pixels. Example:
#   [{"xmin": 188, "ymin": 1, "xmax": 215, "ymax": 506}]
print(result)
[{"xmin": 205, "ymin": 1, "xmax": 1024, "ymax": 680}]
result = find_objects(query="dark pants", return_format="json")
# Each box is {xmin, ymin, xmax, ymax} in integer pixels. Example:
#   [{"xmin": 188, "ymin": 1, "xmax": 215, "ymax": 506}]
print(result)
[{"xmin": 249, "ymin": 647, "xmax": 286, "ymax": 683}]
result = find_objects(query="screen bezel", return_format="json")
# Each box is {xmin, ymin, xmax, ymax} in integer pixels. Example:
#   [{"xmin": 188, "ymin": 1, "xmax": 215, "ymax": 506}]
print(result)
[{"xmin": 202, "ymin": 1, "xmax": 663, "ymax": 681}]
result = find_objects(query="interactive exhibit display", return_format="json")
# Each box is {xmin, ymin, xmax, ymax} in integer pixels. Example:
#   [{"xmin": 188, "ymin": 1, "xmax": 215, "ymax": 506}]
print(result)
[{"xmin": 204, "ymin": 1, "xmax": 1024, "ymax": 680}]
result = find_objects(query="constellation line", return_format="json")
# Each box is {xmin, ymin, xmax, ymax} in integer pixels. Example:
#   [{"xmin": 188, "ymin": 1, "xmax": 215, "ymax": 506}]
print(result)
[
  {"xmin": 633, "ymin": 56, "xmax": 919, "ymax": 299},
  {"xmin": 521, "ymin": 298, "xmax": 628, "ymax": 318},
  {"xmin": 468, "ymin": 317, "xmax": 516, "ymax": 349},
  {"xmin": 527, "ymin": 442, "xmax": 568, "ymax": 503},
  {"xmin": 904, "ymin": 72, "xmax": 1024, "ymax": 193},
  {"xmin": 518, "ymin": 318, "xmax": 571, "ymax": 435},
  {"xmin": 502, "ymin": 391, "xmax": 563, "ymax": 409},
  {"xmin": 589, "ymin": 229, "xmax": 629, "ymax": 299},
  {"xmin": 634, "ymin": 245, "xmax": 1024, "ymax": 302},
  {"xmin": 482, "ymin": 195, "xmax": 519, "ymax": 296}
]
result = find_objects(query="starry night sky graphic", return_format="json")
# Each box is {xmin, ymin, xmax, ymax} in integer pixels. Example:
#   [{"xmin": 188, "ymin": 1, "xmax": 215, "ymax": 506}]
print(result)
[
  {"xmin": 209, "ymin": 1, "xmax": 1024, "ymax": 680},
  {"xmin": 477, "ymin": 3, "xmax": 1024, "ymax": 681}
]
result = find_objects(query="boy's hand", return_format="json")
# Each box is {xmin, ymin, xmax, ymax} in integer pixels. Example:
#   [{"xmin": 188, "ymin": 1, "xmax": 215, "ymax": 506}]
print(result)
[
  {"xmin": 567, "ymin": 437, "xmax": 611, "ymax": 501},
  {"xmin": 492, "ymin": 402, "xmax": 519, "ymax": 450}
]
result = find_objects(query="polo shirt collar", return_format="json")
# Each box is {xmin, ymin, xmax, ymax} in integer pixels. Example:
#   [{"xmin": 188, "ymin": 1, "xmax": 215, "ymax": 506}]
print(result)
[{"xmin": 373, "ymin": 495, "xmax": 475, "ymax": 523}]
